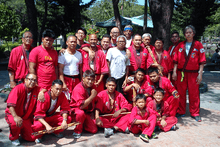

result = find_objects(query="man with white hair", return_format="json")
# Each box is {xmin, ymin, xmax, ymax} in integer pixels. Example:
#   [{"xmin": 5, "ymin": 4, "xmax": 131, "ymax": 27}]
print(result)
[
  {"xmin": 123, "ymin": 25, "xmax": 133, "ymax": 48},
  {"xmin": 106, "ymin": 35, "xmax": 130, "ymax": 94},
  {"xmin": 141, "ymin": 33, "xmax": 154, "ymax": 50}
]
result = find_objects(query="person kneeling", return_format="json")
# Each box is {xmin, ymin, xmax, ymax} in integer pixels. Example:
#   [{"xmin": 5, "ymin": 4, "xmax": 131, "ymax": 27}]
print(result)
[
  {"xmin": 147, "ymin": 88, "xmax": 178, "ymax": 132},
  {"xmin": 95, "ymin": 77, "xmax": 132, "ymax": 137},
  {"xmin": 32, "ymin": 79, "xmax": 71, "ymax": 143},
  {"xmin": 128, "ymin": 94, "xmax": 157, "ymax": 142}
]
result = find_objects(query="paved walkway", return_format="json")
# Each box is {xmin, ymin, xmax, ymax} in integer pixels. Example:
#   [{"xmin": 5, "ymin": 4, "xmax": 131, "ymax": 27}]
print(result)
[{"xmin": 0, "ymin": 70, "xmax": 220, "ymax": 146}]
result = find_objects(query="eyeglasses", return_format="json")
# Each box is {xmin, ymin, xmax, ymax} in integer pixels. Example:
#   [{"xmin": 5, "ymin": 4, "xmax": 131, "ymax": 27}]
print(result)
[
  {"xmin": 23, "ymin": 36, "xmax": 33, "ymax": 39},
  {"xmin": 111, "ymin": 32, "xmax": 119, "ymax": 34},
  {"xmin": 26, "ymin": 78, "xmax": 37, "ymax": 82},
  {"xmin": 171, "ymin": 36, "xmax": 179, "ymax": 38},
  {"xmin": 117, "ymin": 41, "xmax": 125, "ymax": 43}
]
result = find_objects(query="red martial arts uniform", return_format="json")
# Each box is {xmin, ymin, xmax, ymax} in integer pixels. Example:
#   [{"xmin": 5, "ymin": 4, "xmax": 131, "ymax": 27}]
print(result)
[
  {"xmin": 173, "ymin": 40, "xmax": 206, "ymax": 117},
  {"xmin": 80, "ymin": 44, "xmax": 109, "ymax": 93},
  {"xmin": 95, "ymin": 90, "xmax": 132, "ymax": 132},
  {"xmin": 32, "ymin": 91, "xmax": 71, "ymax": 138},
  {"xmin": 70, "ymin": 82, "xmax": 98, "ymax": 134},
  {"xmin": 29, "ymin": 45, "xmax": 58, "ymax": 89},
  {"xmin": 128, "ymin": 45, "xmax": 148, "ymax": 74},
  {"xmin": 5, "ymin": 83, "xmax": 40, "ymax": 141},
  {"xmin": 147, "ymin": 49, "xmax": 173, "ymax": 77},
  {"xmin": 146, "ymin": 75, "xmax": 179, "ymax": 116},
  {"xmin": 147, "ymin": 100, "xmax": 177, "ymax": 132},
  {"xmin": 128, "ymin": 106, "xmax": 156, "ymax": 136},
  {"xmin": 8, "ymin": 45, "xmax": 32, "ymax": 83}
]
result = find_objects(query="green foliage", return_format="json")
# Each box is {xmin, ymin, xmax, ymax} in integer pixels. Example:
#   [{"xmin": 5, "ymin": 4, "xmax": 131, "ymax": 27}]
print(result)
[
  {"xmin": 0, "ymin": 3, "xmax": 21, "ymax": 39},
  {"xmin": 0, "ymin": 41, "xmax": 21, "ymax": 51}
]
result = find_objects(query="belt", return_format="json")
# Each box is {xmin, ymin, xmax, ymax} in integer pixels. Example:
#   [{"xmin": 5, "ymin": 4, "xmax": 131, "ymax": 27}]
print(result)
[{"xmin": 64, "ymin": 74, "xmax": 79, "ymax": 79}]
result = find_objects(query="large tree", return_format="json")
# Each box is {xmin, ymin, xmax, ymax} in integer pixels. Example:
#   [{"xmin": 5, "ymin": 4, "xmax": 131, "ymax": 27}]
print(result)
[
  {"xmin": 112, "ymin": 0, "xmax": 122, "ymax": 33},
  {"xmin": 149, "ymin": 0, "xmax": 174, "ymax": 50}
]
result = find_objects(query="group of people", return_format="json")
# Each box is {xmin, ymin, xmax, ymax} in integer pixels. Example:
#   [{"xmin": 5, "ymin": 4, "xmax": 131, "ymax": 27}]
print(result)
[{"xmin": 5, "ymin": 24, "xmax": 206, "ymax": 145}]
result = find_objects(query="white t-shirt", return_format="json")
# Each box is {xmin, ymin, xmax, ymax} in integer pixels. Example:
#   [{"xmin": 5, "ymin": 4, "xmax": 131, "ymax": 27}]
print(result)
[
  {"xmin": 48, "ymin": 98, "xmax": 57, "ymax": 113},
  {"xmin": 106, "ymin": 47, "xmax": 130, "ymax": 79},
  {"xmin": 126, "ymin": 37, "xmax": 132, "ymax": 48},
  {"xmin": 185, "ymin": 42, "xmax": 192, "ymax": 56},
  {"xmin": 58, "ymin": 50, "xmax": 82, "ymax": 75}
]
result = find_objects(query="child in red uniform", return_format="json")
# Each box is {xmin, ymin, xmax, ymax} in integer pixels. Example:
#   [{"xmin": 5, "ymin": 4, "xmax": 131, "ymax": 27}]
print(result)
[
  {"xmin": 128, "ymin": 94, "xmax": 157, "ymax": 142},
  {"xmin": 95, "ymin": 77, "xmax": 131, "ymax": 137},
  {"xmin": 148, "ymin": 88, "xmax": 178, "ymax": 132}
]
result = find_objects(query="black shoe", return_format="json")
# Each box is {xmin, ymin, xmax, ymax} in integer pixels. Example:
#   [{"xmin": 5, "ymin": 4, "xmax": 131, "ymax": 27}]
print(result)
[{"xmin": 176, "ymin": 113, "xmax": 185, "ymax": 118}]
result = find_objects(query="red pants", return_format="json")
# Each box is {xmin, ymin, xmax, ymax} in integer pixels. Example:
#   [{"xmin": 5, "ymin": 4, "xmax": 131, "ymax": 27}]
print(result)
[
  {"xmin": 129, "ymin": 114, "xmax": 156, "ymax": 137},
  {"xmin": 5, "ymin": 114, "xmax": 36, "ymax": 141},
  {"xmin": 97, "ymin": 114, "xmax": 130, "ymax": 132},
  {"xmin": 176, "ymin": 71, "xmax": 200, "ymax": 116},
  {"xmin": 71, "ymin": 108, "xmax": 97, "ymax": 134},
  {"xmin": 156, "ymin": 116, "xmax": 177, "ymax": 132},
  {"xmin": 64, "ymin": 76, "xmax": 80, "ymax": 95},
  {"xmin": 164, "ymin": 96, "xmax": 179, "ymax": 117},
  {"xmin": 32, "ymin": 112, "xmax": 71, "ymax": 138}
]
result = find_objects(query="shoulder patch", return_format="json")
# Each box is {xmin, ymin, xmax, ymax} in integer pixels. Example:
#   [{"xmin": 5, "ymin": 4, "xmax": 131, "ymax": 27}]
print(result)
[
  {"xmin": 21, "ymin": 55, "xmax": 24, "ymax": 60},
  {"xmin": 179, "ymin": 48, "xmax": 183, "ymax": 52},
  {"xmin": 84, "ymin": 54, "xmax": 87, "ymax": 58},
  {"xmin": 200, "ymin": 48, "xmax": 205, "ymax": 53},
  {"xmin": 193, "ymin": 48, "xmax": 198, "ymax": 52}
]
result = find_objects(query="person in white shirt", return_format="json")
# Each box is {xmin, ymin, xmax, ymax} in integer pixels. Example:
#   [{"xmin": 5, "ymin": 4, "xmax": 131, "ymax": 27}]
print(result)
[
  {"xmin": 106, "ymin": 35, "xmax": 130, "ymax": 94},
  {"xmin": 123, "ymin": 25, "xmax": 133, "ymax": 48},
  {"xmin": 58, "ymin": 35, "xmax": 82, "ymax": 96}
]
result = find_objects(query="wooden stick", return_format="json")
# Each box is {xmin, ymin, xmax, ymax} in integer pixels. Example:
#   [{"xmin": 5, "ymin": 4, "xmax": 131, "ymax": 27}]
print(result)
[
  {"xmin": 133, "ymin": 88, "xmax": 136, "ymax": 107},
  {"xmin": 32, "ymin": 122, "xmax": 80, "ymax": 136},
  {"xmin": 100, "ymin": 112, "xmax": 131, "ymax": 117}
]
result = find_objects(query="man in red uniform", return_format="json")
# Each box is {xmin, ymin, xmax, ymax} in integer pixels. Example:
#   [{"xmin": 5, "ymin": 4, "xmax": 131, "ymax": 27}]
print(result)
[
  {"xmin": 128, "ymin": 34, "xmax": 148, "ymax": 75},
  {"xmin": 32, "ymin": 79, "xmax": 71, "ymax": 143},
  {"xmin": 29, "ymin": 29, "xmax": 58, "ymax": 90},
  {"xmin": 70, "ymin": 70, "xmax": 98, "ymax": 138},
  {"xmin": 147, "ymin": 38, "xmax": 173, "ymax": 79},
  {"xmin": 8, "ymin": 31, "xmax": 33, "ymax": 88},
  {"xmin": 100, "ymin": 34, "xmax": 111, "ymax": 56},
  {"xmin": 141, "ymin": 33, "xmax": 154, "ymax": 50},
  {"xmin": 5, "ymin": 73, "xmax": 46, "ymax": 146},
  {"xmin": 173, "ymin": 25, "xmax": 206, "ymax": 122},
  {"xmin": 146, "ymin": 67, "xmax": 179, "ymax": 117},
  {"xmin": 80, "ymin": 34, "xmax": 109, "ymax": 93},
  {"xmin": 168, "ymin": 31, "xmax": 180, "ymax": 87},
  {"xmin": 95, "ymin": 77, "xmax": 131, "ymax": 137}
]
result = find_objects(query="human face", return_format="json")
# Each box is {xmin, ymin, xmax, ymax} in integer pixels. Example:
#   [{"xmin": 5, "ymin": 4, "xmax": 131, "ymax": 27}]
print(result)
[
  {"xmin": 76, "ymin": 30, "xmax": 86, "ymax": 41},
  {"xmin": 66, "ymin": 36, "xmax": 77, "ymax": 50},
  {"xmin": 51, "ymin": 84, "xmax": 63, "ymax": 98},
  {"xmin": 116, "ymin": 37, "xmax": 126, "ymax": 50},
  {"xmin": 106, "ymin": 81, "xmax": 116, "ymax": 94},
  {"xmin": 42, "ymin": 37, "xmax": 54, "ymax": 49},
  {"xmin": 83, "ymin": 76, "xmax": 95, "ymax": 88},
  {"xmin": 101, "ymin": 37, "xmax": 110, "ymax": 50},
  {"xmin": 149, "ymin": 71, "xmax": 160, "ymax": 83},
  {"xmin": 110, "ymin": 28, "xmax": 120, "ymax": 40},
  {"xmin": 184, "ymin": 28, "xmax": 194, "ymax": 42},
  {"xmin": 136, "ymin": 99, "xmax": 146, "ymax": 110},
  {"xmin": 88, "ymin": 34, "xmax": 98, "ymax": 47},
  {"xmin": 123, "ymin": 30, "xmax": 132, "ymax": 39},
  {"xmin": 154, "ymin": 40, "xmax": 163, "ymax": 50},
  {"xmin": 22, "ymin": 32, "xmax": 33, "ymax": 47},
  {"xmin": 25, "ymin": 74, "xmax": 37, "ymax": 89},
  {"xmin": 135, "ymin": 71, "xmax": 145, "ymax": 82},
  {"xmin": 153, "ymin": 91, "xmax": 164, "ymax": 103},
  {"xmin": 170, "ymin": 33, "xmax": 180, "ymax": 45},
  {"xmin": 142, "ymin": 36, "xmax": 151, "ymax": 46},
  {"xmin": 133, "ymin": 35, "xmax": 142, "ymax": 49}
]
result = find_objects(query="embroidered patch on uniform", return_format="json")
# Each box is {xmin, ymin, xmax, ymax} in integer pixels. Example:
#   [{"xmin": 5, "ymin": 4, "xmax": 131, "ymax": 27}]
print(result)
[
  {"xmin": 193, "ymin": 48, "xmax": 198, "ymax": 52},
  {"xmin": 173, "ymin": 52, "xmax": 175, "ymax": 56},
  {"xmin": 21, "ymin": 55, "xmax": 24, "ymax": 60},
  {"xmin": 143, "ymin": 53, "xmax": 147, "ymax": 56},
  {"xmin": 200, "ymin": 48, "xmax": 205, "ymax": 53},
  {"xmin": 164, "ymin": 55, "xmax": 167, "ymax": 59},
  {"xmin": 33, "ymin": 95, "xmax": 36, "ymax": 97},
  {"xmin": 179, "ymin": 48, "xmax": 183, "ymax": 52},
  {"xmin": 105, "ymin": 102, "xmax": 108, "ymax": 106},
  {"xmin": 171, "ymin": 82, "xmax": 174, "ymax": 87},
  {"xmin": 84, "ymin": 54, "xmax": 87, "ymax": 58},
  {"xmin": 191, "ymin": 53, "xmax": 196, "ymax": 58}
]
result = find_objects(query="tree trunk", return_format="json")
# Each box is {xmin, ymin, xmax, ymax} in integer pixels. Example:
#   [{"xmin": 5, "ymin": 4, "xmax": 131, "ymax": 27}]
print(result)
[
  {"xmin": 112, "ymin": 0, "xmax": 122, "ymax": 34},
  {"xmin": 25, "ymin": 0, "xmax": 38, "ymax": 47},
  {"xmin": 143, "ymin": 0, "xmax": 148, "ymax": 33},
  {"xmin": 149, "ymin": 0, "xmax": 174, "ymax": 50},
  {"xmin": 38, "ymin": 0, "xmax": 48, "ymax": 45}
]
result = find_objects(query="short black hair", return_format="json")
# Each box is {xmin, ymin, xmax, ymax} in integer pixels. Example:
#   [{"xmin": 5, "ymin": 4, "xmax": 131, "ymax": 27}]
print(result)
[
  {"xmin": 171, "ymin": 30, "xmax": 179, "ymax": 37},
  {"xmin": 76, "ymin": 27, "xmax": 87, "ymax": 36},
  {"xmin": 135, "ymin": 94, "xmax": 146, "ymax": 102},
  {"xmin": 25, "ymin": 73, "xmax": 36, "ymax": 79},
  {"xmin": 83, "ymin": 70, "xmax": 95, "ymax": 78},
  {"xmin": 42, "ymin": 29, "xmax": 56, "ymax": 39},
  {"xmin": 155, "ymin": 37, "xmax": 164, "ymax": 44},
  {"xmin": 148, "ymin": 67, "xmax": 159, "ymax": 75},
  {"xmin": 102, "ymin": 34, "xmax": 111, "ymax": 40},
  {"xmin": 136, "ymin": 68, "xmax": 146, "ymax": 75},
  {"xmin": 153, "ymin": 87, "xmax": 165, "ymax": 95},
  {"xmin": 52, "ymin": 79, "xmax": 63, "ymax": 86},
  {"xmin": 106, "ymin": 77, "xmax": 116, "ymax": 84}
]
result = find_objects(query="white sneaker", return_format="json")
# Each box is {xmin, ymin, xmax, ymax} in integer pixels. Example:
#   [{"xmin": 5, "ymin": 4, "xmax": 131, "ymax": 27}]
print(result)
[
  {"xmin": 35, "ymin": 138, "xmax": 42, "ymax": 143},
  {"xmin": 104, "ymin": 128, "xmax": 114, "ymax": 137},
  {"xmin": 11, "ymin": 139, "xmax": 20, "ymax": 146}
]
